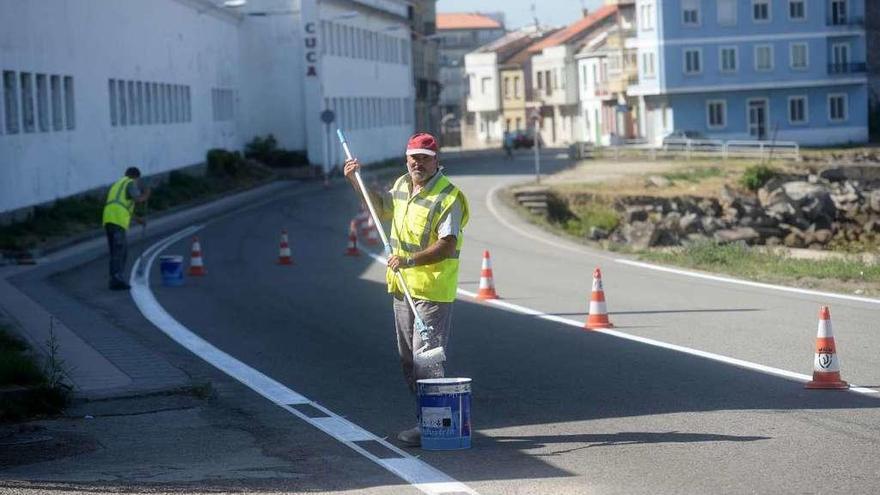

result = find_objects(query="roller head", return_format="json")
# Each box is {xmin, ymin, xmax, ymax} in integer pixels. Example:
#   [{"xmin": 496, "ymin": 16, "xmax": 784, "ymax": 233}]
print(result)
[{"xmin": 414, "ymin": 345, "xmax": 446, "ymax": 368}]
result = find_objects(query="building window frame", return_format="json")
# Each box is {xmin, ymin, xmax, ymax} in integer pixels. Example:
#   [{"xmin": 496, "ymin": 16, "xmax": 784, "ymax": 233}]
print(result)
[
  {"xmin": 717, "ymin": 0, "xmax": 737, "ymax": 26},
  {"xmin": 828, "ymin": 93, "xmax": 848, "ymax": 122},
  {"xmin": 719, "ymin": 46, "xmax": 738, "ymax": 73},
  {"xmin": 788, "ymin": 0, "xmax": 807, "ymax": 21},
  {"xmin": 754, "ymin": 44, "xmax": 774, "ymax": 72},
  {"xmin": 752, "ymin": 0, "xmax": 771, "ymax": 23},
  {"xmin": 706, "ymin": 99, "xmax": 727, "ymax": 130},
  {"xmin": 789, "ymin": 42, "xmax": 808, "ymax": 70},
  {"xmin": 683, "ymin": 48, "xmax": 702, "ymax": 75},
  {"xmin": 682, "ymin": 0, "xmax": 700, "ymax": 26},
  {"xmin": 788, "ymin": 95, "xmax": 808, "ymax": 125}
]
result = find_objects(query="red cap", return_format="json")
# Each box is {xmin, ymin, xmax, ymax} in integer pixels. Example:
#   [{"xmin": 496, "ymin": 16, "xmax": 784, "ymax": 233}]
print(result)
[{"xmin": 406, "ymin": 133, "xmax": 438, "ymax": 156}]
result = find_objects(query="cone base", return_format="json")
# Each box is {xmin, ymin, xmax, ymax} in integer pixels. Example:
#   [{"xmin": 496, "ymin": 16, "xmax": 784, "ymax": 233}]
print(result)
[
  {"xmin": 189, "ymin": 267, "xmax": 206, "ymax": 276},
  {"xmin": 805, "ymin": 379, "xmax": 849, "ymax": 390},
  {"xmin": 584, "ymin": 318, "xmax": 613, "ymax": 330},
  {"xmin": 476, "ymin": 289, "xmax": 499, "ymax": 300},
  {"xmin": 345, "ymin": 249, "xmax": 361, "ymax": 256},
  {"xmin": 278, "ymin": 258, "xmax": 294, "ymax": 265}
]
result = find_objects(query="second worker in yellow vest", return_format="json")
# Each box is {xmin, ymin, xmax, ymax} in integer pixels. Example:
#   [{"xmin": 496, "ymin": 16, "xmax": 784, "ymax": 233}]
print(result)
[{"xmin": 343, "ymin": 132, "xmax": 469, "ymax": 447}]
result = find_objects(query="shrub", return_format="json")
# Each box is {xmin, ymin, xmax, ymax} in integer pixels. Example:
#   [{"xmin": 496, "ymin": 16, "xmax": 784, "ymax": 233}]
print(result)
[
  {"xmin": 245, "ymin": 135, "xmax": 308, "ymax": 168},
  {"xmin": 739, "ymin": 164, "xmax": 777, "ymax": 191},
  {"xmin": 244, "ymin": 134, "xmax": 278, "ymax": 163},
  {"xmin": 206, "ymin": 148, "xmax": 246, "ymax": 177}
]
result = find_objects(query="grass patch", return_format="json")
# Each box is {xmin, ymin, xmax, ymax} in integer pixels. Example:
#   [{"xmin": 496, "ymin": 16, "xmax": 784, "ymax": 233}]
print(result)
[
  {"xmin": 662, "ymin": 167, "xmax": 723, "ymax": 183},
  {"xmin": 562, "ymin": 203, "xmax": 620, "ymax": 237},
  {"xmin": 0, "ymin": 322, "xmax": 72, "ymax": 421},
  {"xmin": 639, "ymin": 240, "xmax": 880, "ymax": 293}
]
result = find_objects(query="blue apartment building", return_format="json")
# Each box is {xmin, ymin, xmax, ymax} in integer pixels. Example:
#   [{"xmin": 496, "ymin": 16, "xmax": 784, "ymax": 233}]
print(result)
[{"xmin": 630, "ymin": 0, "xmax": 868, "ymax": 146}]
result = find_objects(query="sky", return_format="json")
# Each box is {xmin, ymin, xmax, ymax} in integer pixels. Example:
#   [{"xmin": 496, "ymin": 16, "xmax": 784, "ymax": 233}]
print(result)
[{"xmin": 437, "ymin": 0, "xmax": 605, "ymax": 30}]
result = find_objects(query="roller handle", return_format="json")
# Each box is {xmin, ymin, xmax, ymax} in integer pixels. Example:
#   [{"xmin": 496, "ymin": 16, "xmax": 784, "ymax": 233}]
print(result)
[{"xmin": 336, "ymin": 129, "xmax": 429, "ymax": 336}]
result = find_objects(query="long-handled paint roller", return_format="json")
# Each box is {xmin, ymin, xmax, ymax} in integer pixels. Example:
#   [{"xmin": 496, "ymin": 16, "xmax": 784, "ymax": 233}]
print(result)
[
  {"xmin": 337, "ymin": 129, "xmax": 446, "ymax": 369},
  {"xmin": 134, "ymin": 189, "xmax": 149, "ymax": 278}
]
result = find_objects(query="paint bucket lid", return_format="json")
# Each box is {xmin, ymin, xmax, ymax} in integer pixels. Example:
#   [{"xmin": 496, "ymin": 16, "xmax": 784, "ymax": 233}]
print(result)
[
  {"xmin": 417, "ymin": 378, "xmax": 471, "ymax": 385},
  {"xmin": 159, "ymin": 255, "xmax": 184, "ymax": 263}
]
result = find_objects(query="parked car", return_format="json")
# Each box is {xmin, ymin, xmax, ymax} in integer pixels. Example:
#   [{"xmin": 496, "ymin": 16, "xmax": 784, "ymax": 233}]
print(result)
[
  {"xmin": 512, "ymin": 131, "xmax": 534, "ymax": 149},
  {"xmin": 662, "ymin": 130, "xmax": 708, "ymax": 150}
]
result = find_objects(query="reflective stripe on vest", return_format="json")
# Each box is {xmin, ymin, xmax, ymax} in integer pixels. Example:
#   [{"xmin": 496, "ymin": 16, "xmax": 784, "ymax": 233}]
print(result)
[
  {"xmin": 386, "ymin": 172, "xmax": 469, "ymax": 303},
  {"xmin": 102, "ymin": 177, "xmax": 135, "ymax": 230}
]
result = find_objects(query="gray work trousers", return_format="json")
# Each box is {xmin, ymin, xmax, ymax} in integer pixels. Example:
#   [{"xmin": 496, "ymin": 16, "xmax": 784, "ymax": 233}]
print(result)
[
  {"xmin": 105, "ymin": 224, "xmax": 128, "ymax": 286},
  {"xmin": 393, "ymin": 295, "xmax": 453, "ymax": 394}
]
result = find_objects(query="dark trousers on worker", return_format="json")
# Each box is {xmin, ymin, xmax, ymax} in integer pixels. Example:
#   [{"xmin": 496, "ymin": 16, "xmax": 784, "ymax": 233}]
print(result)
[
  {"xmin": 105, "ymin": 223, "xmax": 128, "ymax": 287},
  {"xmin": 393, "ymin": 295, "xmax": 453, "ymax": 394}
]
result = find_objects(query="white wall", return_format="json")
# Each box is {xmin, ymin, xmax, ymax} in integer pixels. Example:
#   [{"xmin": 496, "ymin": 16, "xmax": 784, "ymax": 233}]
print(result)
[
  {"xmin": 0, "ymin": 0, "xmax": 415, "ymax": 214},
  {"xmin": 0, "ymin": 0, "xmax": 242, "ymax": 214},
  {"xmin": 464, "ymin": 52, "xmax": 499, "ymax": 113},
  {"xmin": 319, "ymin": 1, "xmax": 413, "ymax": 167}
]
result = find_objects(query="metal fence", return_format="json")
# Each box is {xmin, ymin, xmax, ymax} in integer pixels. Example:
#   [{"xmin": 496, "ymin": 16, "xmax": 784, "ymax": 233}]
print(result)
[{"xmin": 570, "ymin": 138, "xmax": 800, "ymax": 161}]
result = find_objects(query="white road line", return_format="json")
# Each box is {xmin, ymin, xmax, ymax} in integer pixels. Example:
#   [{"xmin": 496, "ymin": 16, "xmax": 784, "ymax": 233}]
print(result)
[
  {"xmin": 131, "ymin": 229, "xmax": 479, "ymax": 495},
  {"xmin": 616, "ymin": 259, "xmax": 880, "ymax": 306},
  {"xmin": 366, "ymin": 252, "xmax": 878, "ymax": 397}
]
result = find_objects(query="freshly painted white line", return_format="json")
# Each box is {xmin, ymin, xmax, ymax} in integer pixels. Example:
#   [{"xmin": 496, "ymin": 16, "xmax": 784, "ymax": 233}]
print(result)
[
  {"xmin": 365, "ymin": 252, "xmax": 877, "ymax": 397},
  {"xmin": 455, "ymin": 288, "xmax": 879, "ymax": 397},
  {"xmin": 616, "ymin": 259, "xmax": 880, "ymax": 306},
  {"xmin": 132, "ymin": 229, "xmax": 479, "ymax": 495}
]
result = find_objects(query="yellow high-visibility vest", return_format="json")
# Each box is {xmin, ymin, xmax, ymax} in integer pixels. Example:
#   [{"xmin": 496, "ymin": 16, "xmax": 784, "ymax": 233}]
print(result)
[
  {"xmin": 102, "ymin": 177, "xmax": 135, "ymax": 230},
  {"xmin": 387, "ymin": 172, "xmax": 469, "ymax": 302}
]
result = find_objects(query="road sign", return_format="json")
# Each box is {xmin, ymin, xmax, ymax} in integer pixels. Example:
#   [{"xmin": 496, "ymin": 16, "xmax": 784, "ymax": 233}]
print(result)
[{"xmin": 321, "ymin": 109, "xmax": 335, "ymax": 124}]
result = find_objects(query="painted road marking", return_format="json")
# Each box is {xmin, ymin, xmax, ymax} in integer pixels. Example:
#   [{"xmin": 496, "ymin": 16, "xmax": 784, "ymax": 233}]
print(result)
[
  {"xmin": 616, "ymin": 259, "xmax": 880, "ymax": 306},
  {"xmin": 366, "ymin": 251, "xmax": 877, "ymax": 397},
  {"xmin": 131, "ymin": 229, "xmax": 479, "ymax": 495}
]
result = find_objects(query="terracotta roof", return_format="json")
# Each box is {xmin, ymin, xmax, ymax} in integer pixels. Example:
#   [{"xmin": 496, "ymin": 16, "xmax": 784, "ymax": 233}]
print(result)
[
  {"xmin": 437, "ymin": 13, "xmax": 503, "ymax": 30},
  {"xmin": 501, "ymin": 29, "xmax": 562, "ymax": 66},
  {"xmin": 527, "ymin": 5, "xmax": 617, "ymax": 53}
]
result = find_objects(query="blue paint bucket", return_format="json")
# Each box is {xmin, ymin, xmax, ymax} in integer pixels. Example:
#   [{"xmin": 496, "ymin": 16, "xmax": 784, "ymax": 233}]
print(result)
[
  {"xmin": 159, "ymin": 255, "xmax": 184, "ymax": 287},
  {"xmin": 417, "ymin": 378, "xmax": 472, "ymax": 450}
]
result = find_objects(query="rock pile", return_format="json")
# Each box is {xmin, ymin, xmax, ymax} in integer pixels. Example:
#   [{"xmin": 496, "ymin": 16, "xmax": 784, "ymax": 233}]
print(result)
[{"xmin": 601, "ymin": 166, "xmax": 880, "ymax": 249}]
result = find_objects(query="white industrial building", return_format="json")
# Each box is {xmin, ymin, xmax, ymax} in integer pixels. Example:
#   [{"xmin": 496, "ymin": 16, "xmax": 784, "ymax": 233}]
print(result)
[{"xmin": 0, "ymin": 0, "xmax": 415, "ymax": 216}]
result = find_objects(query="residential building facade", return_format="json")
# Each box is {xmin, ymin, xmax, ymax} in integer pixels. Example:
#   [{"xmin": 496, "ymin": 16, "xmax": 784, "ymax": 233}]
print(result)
[
  {"xmin": 436, "ymin": 12, "xmax": 506, "ymax": 146},
  {"xmin": 409, "ymin": 0, "xmax": 441, "ymax": 136},
  {"xmin": 576, "ymin": 3, "xmax": 639, "ymax": 146},
  {"xmin": 529, "ymin": 6, "xmax": 621, "ymax": 147},
  {"xmin": 463, "ymin": 28, "xmax": 548, "ymax": 148},
  {"xmin": 631, "ymin": 0, "xmax": 868, "ymax": 146},
  {"xmin": 0, "ymin": 0, "xmax": 415, "ymax": 216}
]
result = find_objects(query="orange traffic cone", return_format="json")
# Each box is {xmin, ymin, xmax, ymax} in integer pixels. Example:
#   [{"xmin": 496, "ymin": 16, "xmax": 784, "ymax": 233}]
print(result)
[
  {"xmin": 345, "ymin": 219, "xmax": 361, "ymax": 256},
  {"xmin": 358, "ymin": 208, "xmax": 371, "ymax": 237},
  {"xmin": 189, "ymin": 237, "xmax": 206, "ymax": 276},
  {"xmin": 364, "ymin": 215, "xmax": 380, "ymax": 246},
  {"xmin": 278, "ymin": 229, "xmax": 294, "ymax": 265},
  {"xmin": 476, "ymin": 250, "xmax": 499, "ymax": 300},
  {"xmin": 585, "ymin": 268, "xmax": 612, "ymax": 329},
  {"xmin": 805, "ymin": 306, "xmax": 849, "ymax": 390}
]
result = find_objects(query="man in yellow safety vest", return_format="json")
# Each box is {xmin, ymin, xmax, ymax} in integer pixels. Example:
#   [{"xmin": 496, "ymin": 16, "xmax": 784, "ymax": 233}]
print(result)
[
  {"xmin": 102, "ymin": 167, "xmax": 151, "ymax": 290},
  {"xmin": 343, "ymin": 133, "xmax": 469, "ymax": 447}
]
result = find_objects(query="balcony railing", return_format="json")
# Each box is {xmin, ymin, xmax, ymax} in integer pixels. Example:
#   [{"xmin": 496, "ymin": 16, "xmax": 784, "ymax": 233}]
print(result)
[
  {"xmin": 826, "ymin": 16, "xmax": 864, "ymax": 27},
  {"xmin": 827, "ymin": 62, "xmax": 867, "ymax": 74}
]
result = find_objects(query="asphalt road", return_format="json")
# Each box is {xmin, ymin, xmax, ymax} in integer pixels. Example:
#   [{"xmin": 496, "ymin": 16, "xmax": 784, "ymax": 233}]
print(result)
[{"xmin": 8, "ymin": 151, "xmax": 880, "ymax": 494}]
